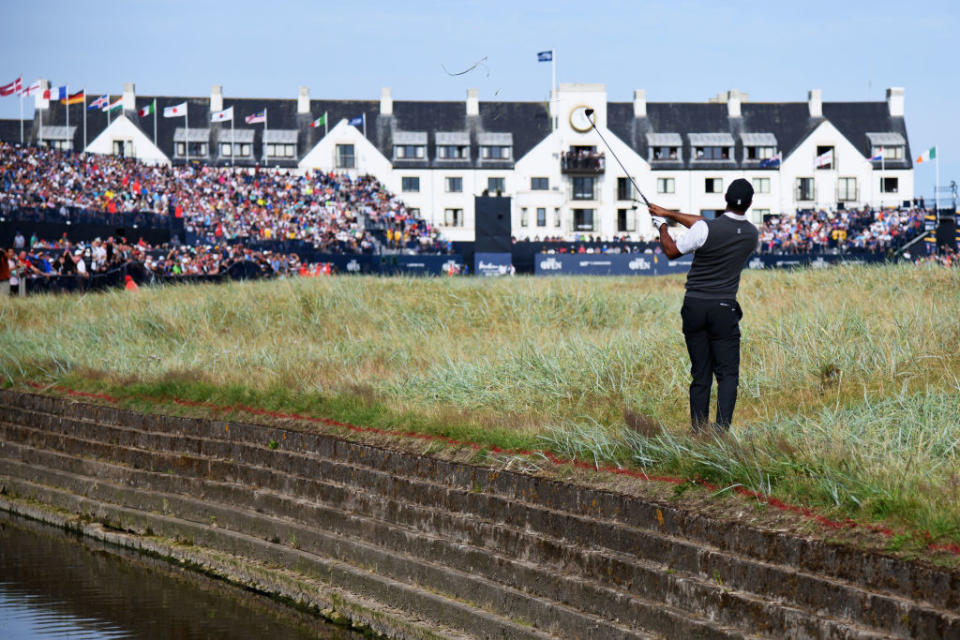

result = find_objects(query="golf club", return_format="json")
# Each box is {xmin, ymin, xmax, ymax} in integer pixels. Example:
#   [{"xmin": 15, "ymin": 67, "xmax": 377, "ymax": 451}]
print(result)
[{"xmin": 583, "ymin": 108, "xmax": 650, "ymax": 208}]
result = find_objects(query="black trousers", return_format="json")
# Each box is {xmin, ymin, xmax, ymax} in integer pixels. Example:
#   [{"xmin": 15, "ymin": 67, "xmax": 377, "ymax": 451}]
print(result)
[{"xmin": 680, "ymin": 297, "xmax": 742, "ymax": 431}]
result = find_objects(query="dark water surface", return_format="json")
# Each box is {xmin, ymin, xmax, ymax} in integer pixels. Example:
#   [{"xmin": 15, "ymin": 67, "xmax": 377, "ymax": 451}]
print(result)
[{"xmin": 0, "ymin": 512, "xmax": 365, "ymax": 639}]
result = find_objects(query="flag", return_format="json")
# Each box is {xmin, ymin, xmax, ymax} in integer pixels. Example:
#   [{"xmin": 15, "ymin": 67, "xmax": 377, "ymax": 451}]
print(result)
[
  {"xmin": 163, "ymin": 102, "xmax": 187, "ymax": 117},
  {"xmin": 138, "ymin": 102, "xmax": 155, "ymax": 117},
  {"xmin": 62, "ymin": 89, "xmax": 85, "ymax": 105},
  {"xmin": 0, "ymin": 76, "xmax": 22, "ymax": 97},
  {"xmin": 759, "ymin": 151, "xmax": 782, "ymax": 168},
  {"xmin": 210, "ymin": 106, "xmax": 233, "ymax": 123},
  {"xmin": 88, "ymin": 94, "xmax": 109, "ymax": 110},
  {"xmin": 868, "ymin": 148, "xmax": 883, "ymax": 162},
  {"xmin": 106, "ymin": 97, "xmax": 123, "ymax": 113},
  {"xmin": 43, "ymin": 86, "xmax": 67, "ymax": 100},
  {"xmin": 309, "ymin": 113, "xmax": 326, "ymax": 128},
  {"xmin": 348, "ymin": 115, "xmax": 363, "ymax": 127},
  {"xmin": 537, "ymin": 50, "xmax": 553, "ymax": 62},
  {"xmin": 245, "ymin": 110, "xmax": 265, "ymax": 124},
  {"xmin": 21, "ymin": 80, "xmax": 42, "ymax": 97},
  {"xmin": 815, "ymin": 148, "xmax": 833, "ymax": 168},
  {"xmin": 916, "ymin": 146, "xmax": 937, "ymax": 163}
]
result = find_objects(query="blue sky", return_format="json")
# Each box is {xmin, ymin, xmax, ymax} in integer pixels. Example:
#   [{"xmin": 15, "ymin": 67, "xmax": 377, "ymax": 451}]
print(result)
[{"xmin": 1, "ymin": 0, "xmax": 957, "ymax": 197}]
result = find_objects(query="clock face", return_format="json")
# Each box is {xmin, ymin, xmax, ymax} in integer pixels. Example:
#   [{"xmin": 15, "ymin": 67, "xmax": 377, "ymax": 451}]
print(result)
[{"xmin": 569, "ymin": 106, "xmax": 596, "ymax": 133}]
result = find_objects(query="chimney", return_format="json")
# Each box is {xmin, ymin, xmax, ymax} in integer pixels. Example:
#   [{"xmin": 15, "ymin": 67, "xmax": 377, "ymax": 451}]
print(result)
[
  {"xmin": 122, "ymin": 83, "xmax": 135, "ymax": 113},
  {"xmin": 886, "ymin": 87, "xmax": 905, "ymax": 117},
  {"xmin": 633, "ymin": 89, "xmax": 646, "ymax": 118},
  {"xmin": 35, "ymin": 79, "xmax": 50, "ymax": 110},
  {"xmin": 298, "ymin": 86, "xmax": 310, "ymax": 114},
  {"xmin": 808, "ymin": 89, "xmax": 822, "ymax": 118},
  {"xmin": 210, "ymin": 85, "xmax": 223, "ymax": 113},
  {"xmin": 726, "ymin": 89, "xmax": 742, "ymax": 118},
  {"xmin": 466, "ymin": 88, "xmax": 479, "ymax": 116},
  {"xmin": 380, "ymin": 87, "xmax": 393, "ymax": 116}
]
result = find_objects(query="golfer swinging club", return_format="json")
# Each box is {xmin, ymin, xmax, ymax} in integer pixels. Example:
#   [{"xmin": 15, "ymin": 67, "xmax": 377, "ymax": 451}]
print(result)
[{"xmin": 648, "ymin": 179, "xmax": 759, "ymax": 433}]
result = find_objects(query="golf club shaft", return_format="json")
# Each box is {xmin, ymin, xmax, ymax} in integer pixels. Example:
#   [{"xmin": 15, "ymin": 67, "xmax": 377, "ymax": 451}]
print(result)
[{"xmin": 587, "ymin": 120, "xmax": 650, "ymax": 208}]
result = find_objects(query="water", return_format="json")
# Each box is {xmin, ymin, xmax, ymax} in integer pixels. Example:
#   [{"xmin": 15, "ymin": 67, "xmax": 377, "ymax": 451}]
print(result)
[{"xmin": 0, "ymin": 512, "xmax": 366, "ymax": 639}]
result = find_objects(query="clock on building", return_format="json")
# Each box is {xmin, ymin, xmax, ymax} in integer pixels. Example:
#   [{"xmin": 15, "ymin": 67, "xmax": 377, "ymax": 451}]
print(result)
[{"xmin": 569, "ymin": 106, "xmax": 596, "ymax": 133}]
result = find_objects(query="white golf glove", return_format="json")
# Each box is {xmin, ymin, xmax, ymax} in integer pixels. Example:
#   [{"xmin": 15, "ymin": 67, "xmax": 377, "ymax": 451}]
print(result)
[{"xmin": 651, "ymin": 216, "xmax": 667, "ymax": 230}]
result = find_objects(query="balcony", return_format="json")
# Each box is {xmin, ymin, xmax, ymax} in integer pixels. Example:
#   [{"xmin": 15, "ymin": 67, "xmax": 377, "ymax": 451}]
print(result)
[{"xmin": 561, "ymin": 151, "xmax": 605, "ymax": 174}]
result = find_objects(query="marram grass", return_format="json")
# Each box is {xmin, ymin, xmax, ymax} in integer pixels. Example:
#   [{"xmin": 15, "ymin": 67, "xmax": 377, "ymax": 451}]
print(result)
[{"xmin": 1, "ymin": 264, "xmax": 959, "ymax": 545}]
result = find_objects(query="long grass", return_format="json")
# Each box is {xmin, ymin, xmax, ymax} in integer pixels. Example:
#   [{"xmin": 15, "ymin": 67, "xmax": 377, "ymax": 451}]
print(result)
[{"xmin": 1, "ymin": 264, "xmax": 959, "ymax": 544}]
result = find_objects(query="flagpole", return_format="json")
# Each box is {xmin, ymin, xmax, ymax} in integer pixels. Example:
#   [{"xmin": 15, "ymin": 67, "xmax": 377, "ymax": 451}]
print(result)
[
  {"xmin": 324, "ymin": 111, "xmax": 328, "ymax": 137},
  {"xmin": 153, "ymin": 98, "xmax": 157, "ymax": 146},
  {"xmin": 264, "ymin": 107, "xmax": 268, "ymax": 162},
  {"xmin": 552, "ymin": 49, "xmax": 557, "ymax": 130},
  {"xmin": 880, "ymin": 149, "xmax": 885, "ymax": 210},
  {"xmin": 19, "ymin": 91, "xmax": 23, "ymax": 144},
  {"xmin": 82, "ymin": 90, "xmax": 87, "ymax": 151},
  {"xmin": 65, "ymin": 84, "xmax": 69, "ymax": 134},
  {"xmin": 935, "ymin": 145, "xmax": 940, "ymax": 216},
  {"xmin": 185, "ymin": 103, "xmax": 189, "ymax": 163},
  {"xmin": 362, "ymin": 112, "xmax": 366, "ymax": 138}
]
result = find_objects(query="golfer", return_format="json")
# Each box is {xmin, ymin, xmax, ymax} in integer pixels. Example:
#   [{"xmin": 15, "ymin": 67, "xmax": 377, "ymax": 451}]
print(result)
[{"xmin": 648, "ymin": 178, "xmax": 759, "ymax": 433}]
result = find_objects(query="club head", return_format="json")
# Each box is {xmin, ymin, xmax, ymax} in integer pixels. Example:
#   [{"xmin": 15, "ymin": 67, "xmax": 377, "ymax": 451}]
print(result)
[{"xmin": 584, "ymin": 108, "xmax": 595, "ymax": 117}]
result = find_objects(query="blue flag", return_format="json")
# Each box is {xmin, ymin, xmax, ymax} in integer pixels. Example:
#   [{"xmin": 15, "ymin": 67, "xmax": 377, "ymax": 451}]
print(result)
[
  {"xmin": 348, "ymin": 116, "xmax": 363, "ymax": 126},
  {"xmin": 537, "ymin": 50, "xmax": 553, "ymax": 62},
  {"xmin": 759, "ymin": 152, "xmax": 782, "ymax": 168}
]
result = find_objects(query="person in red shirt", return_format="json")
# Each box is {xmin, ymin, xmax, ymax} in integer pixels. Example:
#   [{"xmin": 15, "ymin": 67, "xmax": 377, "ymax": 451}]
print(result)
[{"xmin": 124, "ymin": 275, "xmax": 139, "ymax": 291}]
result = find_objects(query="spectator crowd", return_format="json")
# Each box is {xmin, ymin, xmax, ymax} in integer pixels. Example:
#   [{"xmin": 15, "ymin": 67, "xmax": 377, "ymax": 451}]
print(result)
[
  {"xmin": 0, "ymin": 142, "xmax": 444, "ymax": 254},
  {"xmin": 757, "ymin": 206, "xmax": 926, "ymax": 254}
]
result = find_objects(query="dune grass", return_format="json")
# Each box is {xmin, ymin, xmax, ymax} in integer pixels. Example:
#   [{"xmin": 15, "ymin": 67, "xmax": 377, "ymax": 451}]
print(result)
[{"xmin": 1, "ymin": 265, "xmax": 959, "ymax": 546}]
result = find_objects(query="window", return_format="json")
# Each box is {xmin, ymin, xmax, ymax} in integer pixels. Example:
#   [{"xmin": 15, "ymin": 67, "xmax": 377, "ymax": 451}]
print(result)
[
  {"xmin": 881, "ymin": 177, "xmax": 899, "ymax": 193},
  {"xmin": 796, "ymin": 177, "xmax": 815, "ymax": 201},
  {"xmin": 617, "ymin": 177, "xmax": 633, "ymax": 201},
  {"xmin": 537, "ymin": 207, "xmax": 546, "ymax": 227},
  {"xmin": 112, "ymin": 140, "xmax": 132, "ymax": 157},
  {"xmin": 265, "ymin": 143, "xmax": 295, "ymax": 158},
  {"xmin": 816, "ymin": 145, "xmax": 834, "ymax": 170},
  {"xmin": 573, "ymin": 209, "xmax": 595, "ymax": 231},
  {"xmin": 705, "ymin": 178, "xmax": 723, "ymax": 193},
  {"xmin": 694, "ymin": 146, "xmax": 730, "ymax": 160},
  {"xmin": 438, "ymin": 145, "xmax": 468, "ymax": 159},
  {"xmin": 176, "ymin": 142, "xmax": 206, "ymax": 157},
  {"xmin": 487, "ymin": 177, "xmax": 505, "ymax": 194},
  {"xmin": 553, "ymin": 208, "xmax": 561, "ymax": 228},
  {"xmin": 746, "ymin": 146, "xmax": 776, "ymax": 160},
  {"xmin": 657, "ymin": 177, "xmax": 675, "ymax": 194},
  {"xmin": 445, "ymin": 177, "xmax": 462, "ymax": 193},
  {"xmin": 520, "ymin": 207, "xmax": 528, "ymax": 227},
  {"xmin": 47, "ymin": 139, "xmax": 72, "ymax": 151},
  {"xmin": 480, "ymin": 145, "xmax": 511, "ymax": 160},
  {"xmin": 753, "ymin": 209, "xmax": 770, "ymax": 217},
  {"xmin": 221, "ymin": 143, "xmax": 253, "ymax": 157},
  {"xmin": 837, "ymin": 177, "xmax": 857, "ymax": 201},
  {"xmin": 395, "ymin": 145, "xmax": 425, "ymax": 159},
  {"xmin": 879, "ymin": 146, "xmax": 904, "ymax": 160},
  {"xmin": 652, "ymin": 146, "xmax": 679, "ymax": 160},
  {"xmin": 444, "ymin": 208, "xmax": 464, "ymax": 226},
  {"xmin": 336, "ymin": 144, "xmax": 354, "ymax": 168},
  {"xmin": 617, "ymin": 208, "xmax": 635, "ymax": 233},
  {"xmin": 753, "ymin": 177, "xmax": 770, "ymax": 193},
  {"xmin": 531, "ymin": 177, "xmax": 549, "ymax": 190},
  {"xmin": 401, "ymin": 177, "xmax": 420, "ymax": 192},
  {"xmin": 572, "ymin": 176, "xmax": 595, "ymax": 200}
]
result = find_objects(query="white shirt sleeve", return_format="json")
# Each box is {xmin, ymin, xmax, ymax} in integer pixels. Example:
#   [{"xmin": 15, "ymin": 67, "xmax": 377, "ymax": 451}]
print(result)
[{"xmin": 675, "ymin": 220, "xmax": 709, "ymax": 255}]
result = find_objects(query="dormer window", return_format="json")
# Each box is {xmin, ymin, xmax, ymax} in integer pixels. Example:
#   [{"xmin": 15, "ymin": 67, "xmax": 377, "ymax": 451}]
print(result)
[
  {"xmin": 646, "ymin": 133, "xmax": 682, "ymax": 162},
  {"xmin": 741, "ymin": 133, "xmax": 778, "ymax": 162},
  {"xmin": 745, "ymin": 146, "xmax": 776, "ymax": 160},
  {"xmin": 690, "ymin": 133, "xmax": 735, "ymax": 161},
  {"xmin": 866, "ymin": 132, "xmax": 906, "ymax": 162},
  {"xmin": 438, "ymin": 145, "xmax": 468, "ymax": 159},
  {"xmin": 393, "ymin": 131, "xmax": 427, "ymax": 161},
  {"xmin": 478, "ymin": 132, "xmax": 513, "ymax": 162},
  {"xmin": 436, "ymin": 131, "xmax": 470, "ymax": 160},
  {"xmin": 481, "ymin": 145, "xmax": 511, "ymax": 160}
]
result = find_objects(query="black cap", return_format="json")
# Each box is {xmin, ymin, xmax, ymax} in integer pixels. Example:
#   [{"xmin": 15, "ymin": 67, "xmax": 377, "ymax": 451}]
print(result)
[{"xmin": 725, "ymin": 178, "xmax": 754, "ymax": 207}]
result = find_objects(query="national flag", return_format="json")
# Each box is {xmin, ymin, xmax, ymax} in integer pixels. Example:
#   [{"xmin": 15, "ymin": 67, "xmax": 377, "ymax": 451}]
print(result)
[
  {"xmin": 537, "ymin": 50, "xmax": 553, "ymax": 62},
  {"xmin": 759, "ymin": 151, "xmax": 782, "ymax": 168},
  {"xmin": 245, "ymin": 110, "xmax": 265, "ymax": 124},
  {"xmin": 43, "ymin": 86, "xmax": 67, "ymax": 100},
  {"xmin": 62, "ymin": 89, "xmax": 85, "ymax": 105},
  {"xmin": 163, "ymin": 102, "xmax": 187, "ymax": 117},
  {"xmin": 815, "ymin": 148, "xmax": 833, "ymax": 168},
  {"xmin": 0, "ymin": 76, "xmax": 22, "ymax": 97},
  {"xmin": 21, "ymin": 80, "xmax": 42, "ymax": 97},
  {"xmin": 88, "ymin": 94, "xmax": 109, "ymax": 110},
  {"xmin": 309, "ymin": 113, "xmax": 326, "ymax": 128},
  {"xmin": 868, "ymin": 148, "xmax": 883, "ymax": 162},
  {"xmin": 210, "ymin": 106, "xmax": 233, "ymax": 123},
  {"xmin": 138, "ymin": 101, "xmax": 155, "ymax": 117},
  {"xmin": 348, "ymin": 115, "xmax": 363, "ymax": 127},
  {"xmin": 106, "ymin": 97, "xmax": 123, "ymax": 113},
  {"xmin": 916, "ymin": 146, "xmax": 937, "ymax": 163}
]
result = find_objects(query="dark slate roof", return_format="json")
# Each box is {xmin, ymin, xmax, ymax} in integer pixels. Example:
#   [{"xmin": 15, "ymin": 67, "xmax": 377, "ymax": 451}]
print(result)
[
  {"xmin": 0, "ymin": 119, "xmax": 32, "ymax": 144},
  {"xmin": 607, "ymin": 100, "xmax": 911, "ymax": 170}
]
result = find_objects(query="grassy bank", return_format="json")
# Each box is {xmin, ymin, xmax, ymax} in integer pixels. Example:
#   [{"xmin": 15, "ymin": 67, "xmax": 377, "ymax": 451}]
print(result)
[{"xmin": 1, "ymin": 265, "xmax": 959, "ymax": 546}]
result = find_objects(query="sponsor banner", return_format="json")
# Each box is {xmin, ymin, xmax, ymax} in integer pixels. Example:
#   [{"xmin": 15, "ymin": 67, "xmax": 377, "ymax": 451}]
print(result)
[
  {"xmin": 534, "ymin": 253, "xmax": 682, "ymax": 276},
  {"xmin": 475, "ymin": 252, "xmax": 512, "ymax": 277},
  {"xmin": 745, "ymin": 254, "xmax": 886, "ymax": 270},
  {"xmin": 392, "ymin": 254, "xmax": 464, "ymax": 276},
  {"xmin": 320, "ymin": 254, "xmax": 378, "ymax": 274}
]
